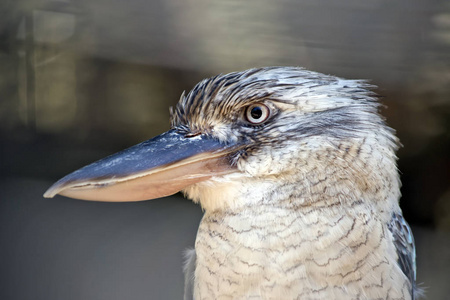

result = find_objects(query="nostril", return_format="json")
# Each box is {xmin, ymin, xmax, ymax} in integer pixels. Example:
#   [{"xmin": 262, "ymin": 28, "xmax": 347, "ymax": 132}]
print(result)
[{"xmin": 185, "ymin": 131, "xmax": 202, "ymax": 138}]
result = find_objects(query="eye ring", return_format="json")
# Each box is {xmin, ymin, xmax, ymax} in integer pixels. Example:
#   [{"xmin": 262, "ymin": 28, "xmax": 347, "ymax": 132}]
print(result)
[{"xmin": 245, "ymin": 103, "xmax": 270, "ymax": 124}]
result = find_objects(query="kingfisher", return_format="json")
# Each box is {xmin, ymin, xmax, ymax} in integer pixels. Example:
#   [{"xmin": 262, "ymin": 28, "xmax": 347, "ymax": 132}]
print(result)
[{"xmin": 44, "ymin": 67, "xmax": 419, "ymax": 299}]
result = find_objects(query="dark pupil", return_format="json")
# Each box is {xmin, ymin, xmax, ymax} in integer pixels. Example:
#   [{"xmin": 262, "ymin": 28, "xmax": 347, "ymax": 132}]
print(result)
[{"xmin": 250, "ymin": 106, "xmax": 263, "ymax": 119}]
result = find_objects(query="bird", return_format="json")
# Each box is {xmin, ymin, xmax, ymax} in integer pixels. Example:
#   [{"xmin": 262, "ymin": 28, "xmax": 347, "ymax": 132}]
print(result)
[{"xmin": 44, "ymin": 67, "xmax": 419, "ymax": 299}]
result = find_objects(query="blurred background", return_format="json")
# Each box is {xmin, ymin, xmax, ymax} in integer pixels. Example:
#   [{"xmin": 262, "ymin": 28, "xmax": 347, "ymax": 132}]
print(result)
[{"xmin": 1, "ymin": 0, "xmax": 449, "ymax": 299}]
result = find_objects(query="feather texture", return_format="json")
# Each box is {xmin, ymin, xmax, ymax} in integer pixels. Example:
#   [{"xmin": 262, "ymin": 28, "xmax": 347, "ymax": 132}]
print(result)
[{"xmin": 171, "ymin": 67, "xmax": 417, "ymax": 299}]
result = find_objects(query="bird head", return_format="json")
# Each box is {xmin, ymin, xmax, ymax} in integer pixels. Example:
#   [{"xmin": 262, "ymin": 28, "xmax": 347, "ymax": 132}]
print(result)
[{"xmin": 44, "ymin": 67, "xmax": 400, "ymax": 212}]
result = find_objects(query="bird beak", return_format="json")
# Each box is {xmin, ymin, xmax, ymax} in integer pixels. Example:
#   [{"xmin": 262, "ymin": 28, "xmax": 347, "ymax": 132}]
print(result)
[{"xmin": 43, "ymin": 130, "xmax": 240, "ymax": 202}]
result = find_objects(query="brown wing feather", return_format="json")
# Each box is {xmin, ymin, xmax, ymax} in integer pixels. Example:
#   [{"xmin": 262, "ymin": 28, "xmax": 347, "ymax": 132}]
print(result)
[{"xmin": 388, "ymin": 212, "xmax": 419, "ymax": 299}]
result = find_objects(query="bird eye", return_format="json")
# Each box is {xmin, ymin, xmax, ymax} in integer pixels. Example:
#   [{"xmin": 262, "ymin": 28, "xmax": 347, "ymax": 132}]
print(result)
[{"xmin": 245, "ymin": 104, "xmax": 270, "ymax": 124}]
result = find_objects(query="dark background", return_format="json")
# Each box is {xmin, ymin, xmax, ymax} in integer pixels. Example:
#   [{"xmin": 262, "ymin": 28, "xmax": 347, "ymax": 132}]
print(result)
[{"xmin": 1, "ymin": 0, "xmax": 449, "ymax": 299}]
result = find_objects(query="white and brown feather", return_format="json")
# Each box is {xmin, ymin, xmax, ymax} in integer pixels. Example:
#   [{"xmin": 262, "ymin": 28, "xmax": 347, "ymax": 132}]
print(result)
[{"xmin": 171, "ymin": 67, "xmax": 417, "ymax": 300}]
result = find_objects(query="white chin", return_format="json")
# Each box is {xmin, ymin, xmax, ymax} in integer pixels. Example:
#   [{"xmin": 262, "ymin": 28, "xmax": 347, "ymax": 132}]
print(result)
[{"xmin": 183, "ymin": 173, "xmax": 275, "ymax": 212}]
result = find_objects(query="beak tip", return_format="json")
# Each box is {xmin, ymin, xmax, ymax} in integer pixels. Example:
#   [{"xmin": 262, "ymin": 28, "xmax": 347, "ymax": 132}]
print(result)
[
  {"xmin": 43, "ymin": 189, "xmax": 56, "ymax": 198},
  {"xmin": 43, "ymin": 183, "xmax": 64, "ymax": 198}
]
